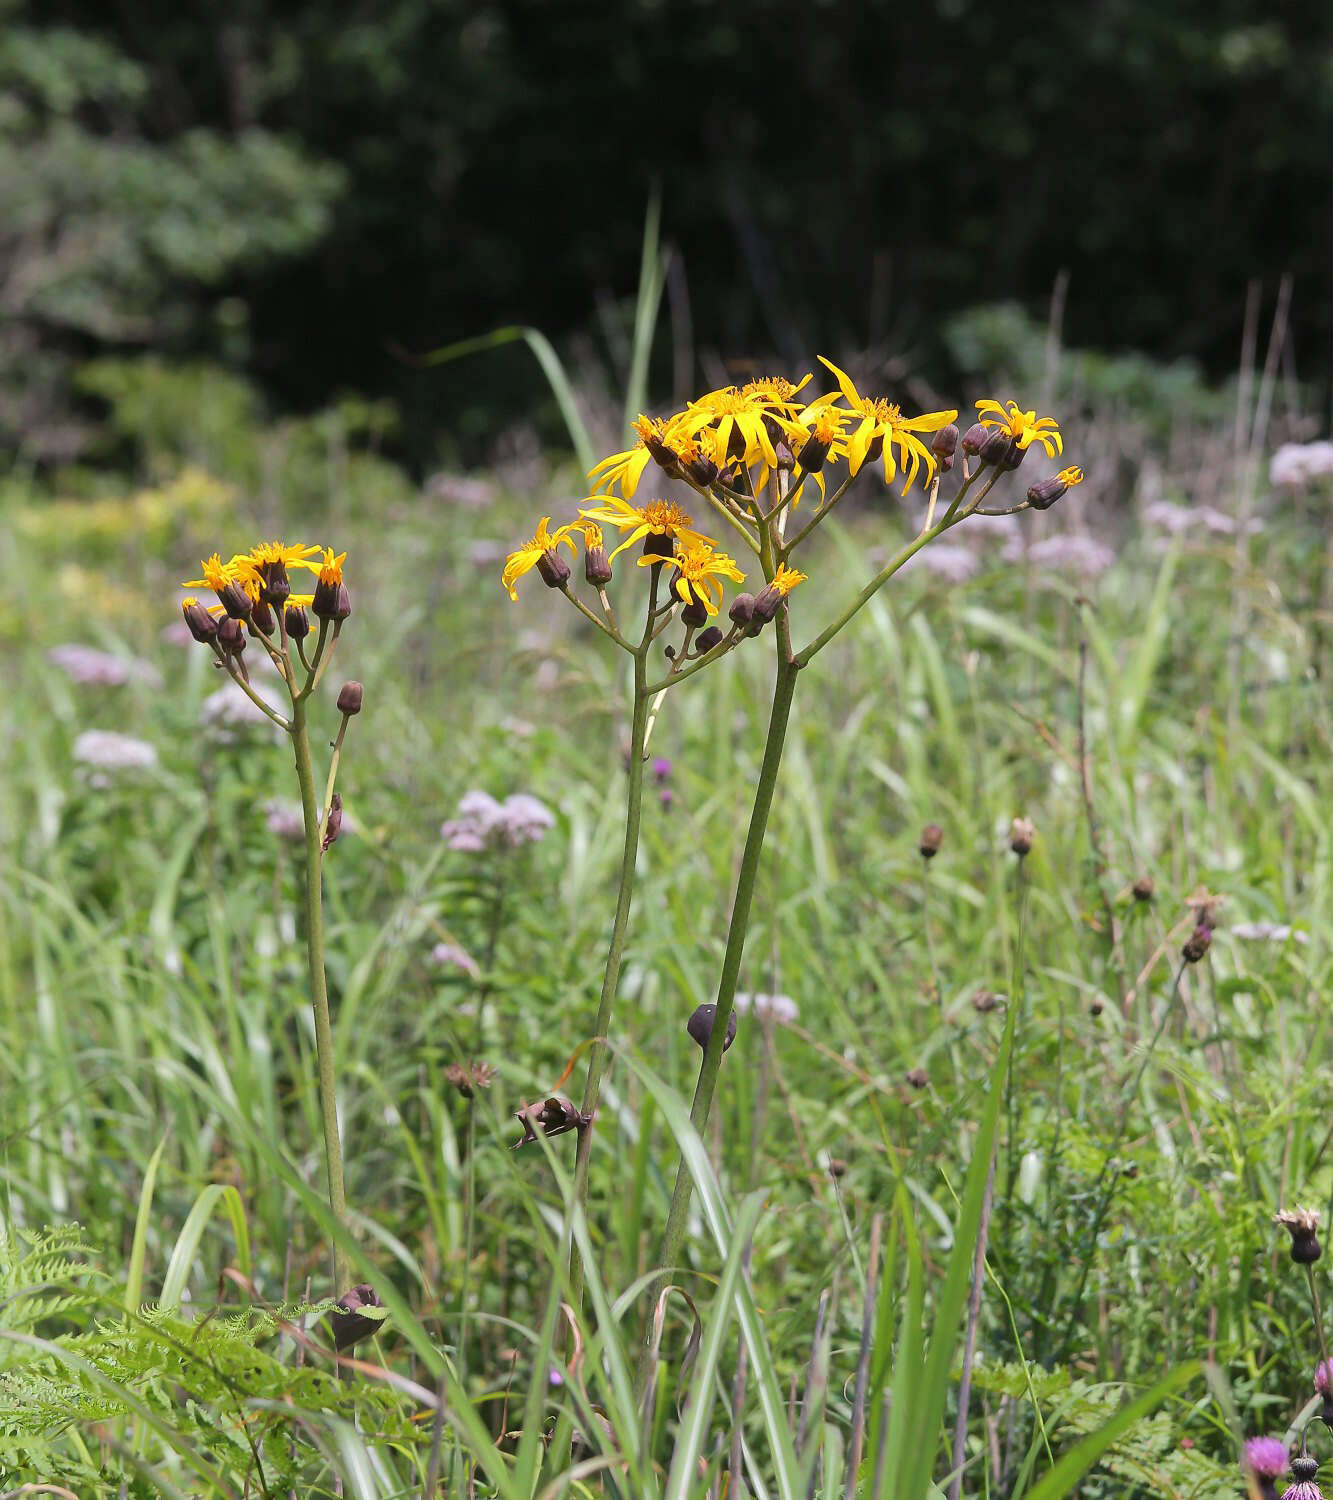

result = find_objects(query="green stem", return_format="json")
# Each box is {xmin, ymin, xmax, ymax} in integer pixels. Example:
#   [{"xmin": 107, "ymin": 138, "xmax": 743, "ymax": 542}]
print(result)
[
  {"xmin": 291, "ymin": 694, "xmax": 349, "ymax": 1290},
  {"xmin": 639, "ymin": 631, "xmax": 800, "ymax": 1394}
]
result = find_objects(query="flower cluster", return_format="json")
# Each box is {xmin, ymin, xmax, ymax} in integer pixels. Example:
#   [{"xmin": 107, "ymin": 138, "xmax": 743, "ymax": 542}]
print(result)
[{"xmin": 441, "ymin": 789, "xmax": 555, "ymax": 852}]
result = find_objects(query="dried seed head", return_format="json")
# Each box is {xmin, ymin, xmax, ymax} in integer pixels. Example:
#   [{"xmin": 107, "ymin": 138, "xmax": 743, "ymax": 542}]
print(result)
[
  {"xmin": 1276, "ymin": 1208, "xmax": 1322, "ymax": 1264},
  {"xmin": 1182, "ymin": 924, "xmax": 1212, "ymax": 964},
  {"xmin": 919, "ymin": 823, "xmax": 944, "ymax": 859},
  {"xmin": 337, "ymin": 681, "xmax": 364, "ymax": 716},
  {"xmin": 687, "ymin": 1003, "xmax": 738, "ymax": 1053},
  {"xmin": 905, "ymin": 1067, "xmax": 929, "ymax": 1090},
  {"xmin": 1009, "ymin": 817, "xmax": 1035, "ymax": 856},
  {"xmin": 444, "ymin": 1060, "xmax": 496, "ymax": 1099},
  {"xmin": 1132, "ymin": 874, "xmax": 1155, "ymax": 902},
  {"xmin": 512, "ymin": 1096, "xmax": 589, "ymax": 1148},
  {"xmin": 328, "ymin": 1283, "xmax": 386, "ymax": 1352}
]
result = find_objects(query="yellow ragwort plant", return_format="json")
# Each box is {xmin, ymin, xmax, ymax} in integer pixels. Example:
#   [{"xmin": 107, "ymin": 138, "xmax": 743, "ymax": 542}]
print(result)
[
  {"xmin": 505, "ymin": 362, "xmax": 1085, "ymax": 1343},
  {"xmin": 180, "ymin": 539, "xmax": 360, "ymax": 1296}
]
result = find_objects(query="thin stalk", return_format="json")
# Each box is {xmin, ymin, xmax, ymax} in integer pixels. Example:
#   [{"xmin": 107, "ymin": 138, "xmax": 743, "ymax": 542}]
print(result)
[
  {"xmin": 321, "ymin": 713, "xmax": 351, "ymax": 829},
  {"xmin": 639, "ymin": 624, "xmax": 801, "ymax": 1394},
  {"xmin": 291, "ymin": 694, "xmax": 349, "ymax": 1291}
]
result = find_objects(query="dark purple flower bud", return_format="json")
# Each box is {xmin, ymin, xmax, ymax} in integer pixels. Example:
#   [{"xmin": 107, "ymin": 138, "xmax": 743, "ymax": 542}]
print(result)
[
  {"xmin": 337, "ymin": 681, "xmax": 363, "ymax": 716},
  {"xmin": 919, "ymin": 823, "xmax": 943, "ymax": 859},
  {"xmin": 328, "ymin": 1283, "xmax": 385, "ymax": 1352},
  {"xmin": 217, "ymin": 617, "xmax": 246, "ymax": 657},
  {"xmin": 696, "ymin": 625, "xmax": 724, "ymax": 652},
  {"xmin": 1182, "ymin": 925, "xmax": 1211, "ymax": 964},
  {"xmin": 961, "ymin": 422, "xmax": 990, "ymax": 455},
  {"xmin": 728, "ymin": 593, "xmax": 757, "ymax": 627},
  {"xmin": 687, "ymin": 1003, "xmax": 737, "ymax": 1053},
  {"xmin": 1276, "ymin": 1209, "xmax": 1322, "ymax": 1264},
  {"xmin": 181, "ymin": 600, "xmax": 218, "ymax": 644},
  {"xmin": 585, "ymin": 545, "xmax": 613, "ymax": 587},
  {"xmin": 249, "ymin": 599, "xmax": 276, "ymax": 637},
  {"xmin": 218, "ymin": 579, "xmax": 253, "ymax": 619},
  {"xmin": 977, "ymin": 429, "xmax": 1019, "ymax": 468},
  {"xmin": 285, "ymin": 603, "xmax": 310, "ymax": 640},
  {"xmin": 536, "ymin": 550, "xmax": 570, "ymax": 589},
  {"xmin": 932, "ymin": 424, "xmax": 959, "ymax": 460}
]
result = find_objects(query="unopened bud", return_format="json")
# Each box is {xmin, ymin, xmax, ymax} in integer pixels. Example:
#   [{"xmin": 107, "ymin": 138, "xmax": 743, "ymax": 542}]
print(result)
[
  {"xmin": 977, "ymin": 429, "xmax": 1018, "ymax": 468},
  {"xmin": 181, "ymin": 600, "xmax": 218, "ymax": 644},
  {"xmin": 258, "ymin": 560, "xmax": 290, "ymax": 606},
  {"xmin": 217, "ymin": 617, "xmax": 246, "ymax": 656},
  {"xmin": 696, "ymin": 625, "xmax": 724, "ymax": 652},
  {"xmin": 752, "ymin": 584, "xmax": 786, "ymax": 624},
  {"xmin": 774, "ymin": 438, "xmax": 795, "ymax": 472},
  {"xmin": 687, "ymin": 1003, "xmax": 737, "ymax": 1053},
  {"xmin": 1182, "ymin": 924, "xmax": 1211, "ymax": 964},
  {"xmin": 285, "ymin": 603, "xmax": 310, "ymax": 640},
  {"xmin": 681, "ymin": 588, "xmax": 709, "ymax": 628},
  {"xmin": 728, "ymin": 593, "xmax": 757, "ymax": 627},
  {"xmin": 536, "ymin": 550, "xmax": 570, "ymax": 589},
  {"xmin": 328, "ymin": 1283, "xmax": 385, "ymax": 1351},
  {"xmin": 1009, "ymin": 816, "xmax": 1035, "ymax": 856},
  {"xmin": 337, "ymin": 681, "xmax": 363, "ymax": 716},
  {"xmin": 932, "ymin": 424, "xmax": 959, "ymax": 461},
  {"xmin": 218, "ymin": 580, "xmax": 253, "ymax": 619},
  {"xmin": 585, "ymin": 546, "xmax": 613, "ymax": 587},
  {"xmin": 961, "ymin": 422, "xmax": 990, "ymax": 455},
  {"xmin": 249, "ymin": 600, "xmax": 276, "ymax": 637},
  {"xmin": 919, "ymin": 823, "xmax": 943, "ymax": 859},
  {"xmin": 1132, "ymin": 874, "xmax": 1155, "ymax": 902},
  {"xmin": 905, "ymin": 1067, "xmax": 928, "ymax": 1090}
]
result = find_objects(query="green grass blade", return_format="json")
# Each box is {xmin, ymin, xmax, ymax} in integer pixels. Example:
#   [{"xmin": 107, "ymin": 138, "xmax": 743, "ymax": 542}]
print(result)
[{"xmin": 622, "ymin": 187, "xmax": 665, "ymax": 438}]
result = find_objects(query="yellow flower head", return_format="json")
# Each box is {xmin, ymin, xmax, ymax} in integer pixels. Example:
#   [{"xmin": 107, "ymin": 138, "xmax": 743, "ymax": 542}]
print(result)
[
  {"xmin": 183, "ymin": 552, "xmax": 252, "ymax": 592},
  {"xmin": 682, "ymin": 385, "xmax": 779, "ymax": 470},
  {"xmin": 578, "ymin": 520, "xmax": 604, "ymax": 550},
  {"xmin": 578, "ymin": 495, "xmax": 715, "ymax": 561},
  {"xmin": 740, "ymin": 373, "xmax": 812, "ymax": 413},
  {"xmin": 501, "ymin": 517, "xmax": 577, "ymax": 600},
  {"xmin": 587, "ymin": 413, "xmax": 689, "ymax": 498},
  {"xmin": 639, "ymin": 541, "xmax": 746, "ymax": 616},
  {"xmin": 1057, "ymin": 465, "xmax": 1085, "ymax": 488},
  {"xmin": 315, "ymin": 548, "xmax": 347, "ymax": 586},
  {"xmin": 768, "ymin": 564, "xmax": 807, "ymax": 597},
  {"xmin": 815, "ymin": 357, "xmax": 957, "ymax": 492},
  {"xmin": 248, "ymin": 540, "xmax": 323, "ymax": 573},
  {"xmin": 976, "ymin": 399, "xmax": 1063, "ymax": 458}
]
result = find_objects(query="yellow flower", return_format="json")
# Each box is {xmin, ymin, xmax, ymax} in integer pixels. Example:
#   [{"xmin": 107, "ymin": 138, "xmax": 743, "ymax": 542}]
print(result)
[
  {"xmin": 639, "ymin": 541, "xmax": 746, "ymax": 616},
  {"xmin": 975, "ymin": 399, "xmax": 1063, "ymax": 458},
  {"xmin": 246, "ymin": 540, "xmax": 323, "ymax": 573},
  {"xmin": 768, "ymin": 564, "xmax": 806, "ymax": 596},
  {"xmin": 501, "ymin": 517, "xmax": 578, "ymax": 600},
  {"xmin": 578, "ymin": 495, "xmax": 715, "ymax": 561},
  {"xmin": 739, "ymin": 373, "xmax": 812, "ymax": 413},
  {"xmin": 815, "ymin": 357, "xmax": 957, "ymax": 492},
  {"xmin": 314, "ymin": 548, "xmax": 347, "ymax": 586},
  {"xmin": 588, "ymin": 414, "xmax": 690, "ymax": 498},
  {"xmin": 183, "ymin": 552, "xmax": 252, "ymax": 592},
  {"xmin": 681, "ymin": 384, "xmax": 781, "ymax": 470},
  {"xmin": 1057, "ymin": 465, "xmax": 1084, "ymax": 487}
]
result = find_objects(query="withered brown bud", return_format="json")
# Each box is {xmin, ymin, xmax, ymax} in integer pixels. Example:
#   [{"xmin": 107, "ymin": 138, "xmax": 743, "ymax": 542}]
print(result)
[
  {"xmin": 728, "ymin": 593, "xmax": 757, "ymax": 627},
  {"xmin": 919, "ymin": 823, "xmax": 944, "ymax": 859},
  {"xmin": 931, "ymin": 424, "xmax": 959, "ymax": 460},
  {"xmin": 696, "ymin": 625, "xmax": 724, "ymax": 653},
  {"xmin": 1010, "ymin": 816, "xmax": 1035, "ymax": 856},
  {"xmin": 687, "ymin": 1003, "xmax": 737, "ymax": 1053},
  {"xmin": 337, "ymin": 681, "xmax": 363, "ymax": 716},
  {"xmin": 905, "ymin": 1067, "xmax": 929, "ymax": 1090},
  {"xmin": 1276, "ymin": 1209, "xmax": 1322, "ymax": 1265},
  {"xmin": 322, "ymin": 792, "xmax": 343, "ymax": 852},
  {"xmin": 1132, "ymin": 874, "xmax": 1155, "ymax": 902},
  {"xmin": 249, "ymin": 600, "xmax": 276, "ymax": 637},
  {"xmin": 217, "ymin": 579, "xmax": 253, "ymax": 619},
  {"xmin": 445, "ymin": 1060, "xmax": 496, "ymax": 1099},
  {"xmin": 217, "ymin": 617, "xmax": 246, "ymax": 656},
  {"xmin": 585, "ymin": 546, "xmax": 613, "ymax": 587},
  {"xmin": 1182, "ymin": 924, "xmax": 1212, "ymax": 964},
  {"xmin": 961, "ymin": 422, "xmax": 990, "ymax": 455},
  {"xmin": 512, "ymin": 1096, "xmax": 590, "ymax": 1149},
  {"xmin": 536, "ymin": 550, "xmax": 570, "ymax": 589},
  {"xmin": 182, "ymin": 601, "xmax": 218, "ymax": 644},
  {"xmin": 312, "ymin": 578, "xmax": 351, "ymax": 621},
  {"xmin": 328, "ymin": 1283, "xmax": 385, "ymax": 1352}
]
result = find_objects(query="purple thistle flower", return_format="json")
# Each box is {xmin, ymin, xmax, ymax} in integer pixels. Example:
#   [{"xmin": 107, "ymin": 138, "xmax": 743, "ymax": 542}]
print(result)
[
  {"xmin": 1287, "ymin": 1485, "xmax": 1324, "ymax": 1500},
  {"xmin": 1289, "ymin": 1456, "xmax": 1325, "ymax": 1500},
  {"xmin": 652, "ymin": 757, "xmax": 673, "ymax": 782},
  {"xmin": 1244, "ymin": 1436, "xmax": 1289, "ymax": 1478}
]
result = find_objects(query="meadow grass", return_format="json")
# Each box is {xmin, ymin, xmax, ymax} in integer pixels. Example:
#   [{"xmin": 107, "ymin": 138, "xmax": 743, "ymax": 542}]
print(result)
[{"xmin": 1, "ymin": 403, "xmax": 1331, "ymax": 1496}]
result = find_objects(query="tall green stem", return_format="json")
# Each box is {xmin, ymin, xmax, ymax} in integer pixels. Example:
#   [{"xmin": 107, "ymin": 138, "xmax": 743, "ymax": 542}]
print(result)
[
  {"xmin": 291, "ymin": 694, "xmax": 349, "ymax": 1290},
  {"xmin": 638, "ymin": 635, "xmax": 800, "ymax": 1393}
]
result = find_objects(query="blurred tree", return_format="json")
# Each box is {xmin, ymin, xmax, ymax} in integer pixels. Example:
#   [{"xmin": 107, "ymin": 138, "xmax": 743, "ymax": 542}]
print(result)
[{"xmin": 12, "ymin": 0, "xmax": 1333, "ymax": 468}]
